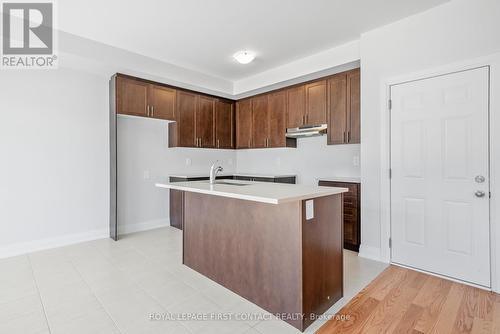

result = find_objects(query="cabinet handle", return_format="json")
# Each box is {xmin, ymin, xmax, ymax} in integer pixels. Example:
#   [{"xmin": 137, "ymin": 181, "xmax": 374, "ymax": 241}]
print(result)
[
  {"xmin": 146, "ymin": 105, "xmax": 150, "ymax": 117},
  {"xmin": 151, "ymin": 105, "xmax": 154, "ymax": 117},
  {"xmin": 199, "ymin": 138, "xmax": 202, "ymax": 147},
  {"xmin": 343, "ymin": 131, "xmax": 346, "ymax": 143},
  {"xmin": 217, "ymin": 139, "xmax": 220, "ymax": 148},
  {"xmin": 347, "ymin": 131, "xmax": 350, "ymax": 143}
]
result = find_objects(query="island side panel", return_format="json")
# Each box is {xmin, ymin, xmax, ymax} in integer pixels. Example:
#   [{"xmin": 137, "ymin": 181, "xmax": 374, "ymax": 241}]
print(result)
[
  {"xmin": 183, "ymin": 192, "xmax": 303, "ymax": 329},
  {"xmin": 302, "ymin": 194, "xmax": 343, "ymax": 330}
]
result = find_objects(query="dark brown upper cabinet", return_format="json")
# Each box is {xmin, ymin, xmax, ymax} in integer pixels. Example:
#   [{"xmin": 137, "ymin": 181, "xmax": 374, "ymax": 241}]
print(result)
[
  {"xmin": 305, "ymin": 80, "xmax": 327, "ymax": 125},
  {"xmin": 196, "ymin": 96, "xmax": 215, "ymax": 148},
  {"xmin": 114, "ymin": 69, "xmax": 359, "ymax": 150},
  {"xmin": 116, "ymin": 76, "xmax": 176, "ymax": 120},
  {"xmin": 286, "ymin": 85, "xmax": 306, "ymax": 128},
  {"xmin": 251, "ymin": 95, "xmax": 270, "ymax": 148},
  {"xmin": 149, "ymin": 85, "xmax": 176, "ymax": 120},
  {"xmin": 176, "ymin": 91, "xmax": 197, "ymax": 147},
  {"xmin": 116, "ymin": 76, "xmax": 149, "ymax": 117},
  {"xmin": 215, "ymin": 99, "xmax": 234, "ymax": 149},
  {"xmin": 237, "ymin": 95, "xmax": 295, "ymax": 149},
  {"xmin": 286, "ymin": 80, "xmax": 326, "ymax": 128},
  {"xmin": 236, "ymin": 99, "xmax": 253, "ymax": 149},
  {"xmin": 268, "ymin": 90, "xmax": 287, "ymax": 147},
  {"xmin": 327, "ymin": 74, "xmax": 347, "ymax": 145},
  {"xmin": 327, "ymin": 69, "xmax": 360, "ymax": 145}
]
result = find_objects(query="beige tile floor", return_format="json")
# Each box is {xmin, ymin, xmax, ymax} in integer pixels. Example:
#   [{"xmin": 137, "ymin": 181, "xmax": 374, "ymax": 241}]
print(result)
[{"xmin": 0, "ymin": 227, "xmax": 387, "ymax": 334}]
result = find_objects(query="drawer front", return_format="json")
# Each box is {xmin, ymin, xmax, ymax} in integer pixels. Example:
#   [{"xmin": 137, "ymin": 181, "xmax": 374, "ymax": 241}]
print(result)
[{"xmin": 318, "ymin": 180, "xmax": 360, "ymax": 252}]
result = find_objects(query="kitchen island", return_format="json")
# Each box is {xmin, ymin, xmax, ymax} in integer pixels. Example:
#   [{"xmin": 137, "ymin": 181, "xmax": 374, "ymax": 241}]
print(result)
[{"xmin": 155, "ymin": 180, "xmax": 347, "ymax": 331}]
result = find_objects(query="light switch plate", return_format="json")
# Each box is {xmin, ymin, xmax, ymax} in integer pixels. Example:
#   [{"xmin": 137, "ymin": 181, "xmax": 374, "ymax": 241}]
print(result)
[{"xmin": 305, "ymin": 200, "xmax": 314, "ymax": 220}]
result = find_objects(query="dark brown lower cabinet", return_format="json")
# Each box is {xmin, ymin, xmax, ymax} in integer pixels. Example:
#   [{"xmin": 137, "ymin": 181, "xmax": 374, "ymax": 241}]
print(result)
[
  {"xmin": 169, "ymin": 175, "xmax": 296, "ymax": 230},
  {"xmin": 318, "ymin": 180, "xmax": 360, "ymax": 252}
]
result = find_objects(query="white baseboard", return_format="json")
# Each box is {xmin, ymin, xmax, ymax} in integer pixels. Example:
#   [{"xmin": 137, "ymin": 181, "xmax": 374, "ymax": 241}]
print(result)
[
  {"xmin": 118, "ymin": 218, "xmax": 170, "ymax": 235},
  {"xmin": 0, "ymin": 228, "xmax": 109, "ymax": 259},
  {"xmin": 358, "ymin": 244, "xmax": 384, "ymax": 262}
]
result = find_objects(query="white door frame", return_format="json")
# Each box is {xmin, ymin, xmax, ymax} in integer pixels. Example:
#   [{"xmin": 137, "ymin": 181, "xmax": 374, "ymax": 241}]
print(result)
[{"xmin": 379, "ymin": 52, "xmax": 500, "ymax": 293}]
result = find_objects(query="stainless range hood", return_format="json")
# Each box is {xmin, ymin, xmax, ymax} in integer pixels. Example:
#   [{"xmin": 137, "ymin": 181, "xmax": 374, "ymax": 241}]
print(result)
[{"xmin": 286, "ymin": 124, "xmax": 327, "ymax": 138}]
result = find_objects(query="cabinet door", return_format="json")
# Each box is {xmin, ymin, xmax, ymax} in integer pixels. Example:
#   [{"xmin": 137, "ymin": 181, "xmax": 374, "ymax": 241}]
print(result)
[
  {"xmin": 268, "ymin": 91, "xmax": 287, "ymax": 147},
  {"xmin": 116, "ymin": 76, "xmax": 149, "ymax": 117},
  {"xmin": 318, "ymin": 180, "xmax": 360, "ymax": 252},
  {"xmin": 251, "ymin": 95, "xmax": 269, "ymax": 148},
  {"xmin": 327, "ymin": 74, "xmax": 347, "ymax": 145},
  {"xmin": 236, "ymin": 99, "xmax": 253, "ymax": 148},
  {"xmin": 149, "ymin": 85, "xmax": 176, "ymax": 120},
  {"xmin": 305, "ymin": 80, "xmax": 327, "ymax": 125},
  {"xmin": 215, "ymin": 99, "xmax": 233, "ymax": 149},
  {"xmin": 177, "ymin": 91, "xmax": 197, "ymax": 147},
  {"xmin": 286, "ymin": 85, "xmax": 306, "ymax": 128},
  {"xmin": 347, "ymin": 69, "xmax": 360, "ymax": 144},
  {"xmin": 196, "ymin": 96, "xmax": 215, "ymax": 148}
]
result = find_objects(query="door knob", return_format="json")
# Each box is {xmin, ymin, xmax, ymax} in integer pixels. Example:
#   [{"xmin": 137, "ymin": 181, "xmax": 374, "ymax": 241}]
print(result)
[
  {"xmin": 475, "ymin": 175, "xmax": 486, "ymax": 183},
  {"xmin": 475, "ymin": 190, "xmax": 486, "ymax": 198}
]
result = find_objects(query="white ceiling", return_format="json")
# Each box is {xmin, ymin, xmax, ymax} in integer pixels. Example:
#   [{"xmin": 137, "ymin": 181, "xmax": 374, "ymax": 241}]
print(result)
[{"xmin": 58, "ymin": 0, "xmax": 450, "ymax": 81}]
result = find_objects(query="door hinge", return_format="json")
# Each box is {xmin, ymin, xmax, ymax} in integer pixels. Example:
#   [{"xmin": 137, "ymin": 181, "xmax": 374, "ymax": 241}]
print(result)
[
  {"xmin": 389, "ymin": 238, "xmax": 392, "ymax": 248},
  {"xmin": 388, "ymin": 99, "xmax": 392, "ymax": 110},
  {"xmin": 389, "ymin": 168, "xmax": 392, "ymax": 179}
]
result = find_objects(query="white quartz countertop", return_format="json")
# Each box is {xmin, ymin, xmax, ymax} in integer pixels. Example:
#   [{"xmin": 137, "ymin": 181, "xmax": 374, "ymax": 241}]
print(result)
[
  {"xmin": 317, "ymin": 176, "xmax": 361, "ymax": 183},
  {"xmin": 169, "ymin": 173, "xmax": 296, "ymax": 179},
  {"xmin": 156, "ymin": 180, "xmax": 347, "ymax": 204}
]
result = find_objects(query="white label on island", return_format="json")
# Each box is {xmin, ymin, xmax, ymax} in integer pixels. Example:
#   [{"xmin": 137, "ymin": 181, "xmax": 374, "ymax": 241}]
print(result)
[{"xmin": 305, "ymin": 200, "xmax": 314, "ymax": 220}]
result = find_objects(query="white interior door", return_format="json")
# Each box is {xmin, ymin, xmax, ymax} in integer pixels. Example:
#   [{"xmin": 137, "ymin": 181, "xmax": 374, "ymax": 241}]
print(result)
[{"xmin": 390, "ymin": 67, "xmax": 490, "ymax": 287}]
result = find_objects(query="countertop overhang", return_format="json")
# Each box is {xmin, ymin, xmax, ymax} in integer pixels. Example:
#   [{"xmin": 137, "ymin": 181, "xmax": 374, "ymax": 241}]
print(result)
[{"xmin": 155, "ymin": 180, "xmax": 348, "ymax": 204}]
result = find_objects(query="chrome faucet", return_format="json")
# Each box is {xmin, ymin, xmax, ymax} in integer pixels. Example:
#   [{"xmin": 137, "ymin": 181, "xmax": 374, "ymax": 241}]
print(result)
[{"xmin": 209, "ymin": 161, "xmax": 224, "ymax": 184}]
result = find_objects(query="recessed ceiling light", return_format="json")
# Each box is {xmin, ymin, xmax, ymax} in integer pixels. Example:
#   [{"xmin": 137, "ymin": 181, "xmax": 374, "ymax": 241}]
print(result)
[{"xmin": 233, "ymin": 50, "xmax": 256, "ymax": 64}]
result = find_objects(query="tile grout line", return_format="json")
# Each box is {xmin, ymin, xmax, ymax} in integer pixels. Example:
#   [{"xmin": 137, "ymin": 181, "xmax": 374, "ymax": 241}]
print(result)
[
  {"xmin": 73, "ymin": 236, "xmax": 195, "ymax": 334},
  {"xmin": 125, "ymin": 238, "xmax": 197, "ymax": 334},
  {"xmin": 26, "ymin": 255, "xmax": 52, "ymax": 334},
  {"xmin": 68, "ymin": 246, "xmax": 127, "ymax": 334},
  {"xmin": 127, "ymin": 232, "xmax": 266, "ymax": 331},
  {"xmin": 128, "ymin": 237, "xmax": 262, "ymax": 333}
]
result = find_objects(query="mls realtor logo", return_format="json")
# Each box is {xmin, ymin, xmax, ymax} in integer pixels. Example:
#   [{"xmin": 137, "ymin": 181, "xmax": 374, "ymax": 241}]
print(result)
[{"xmin": 1, "ymin": 1, "xmax": 57, "ymax": 68}]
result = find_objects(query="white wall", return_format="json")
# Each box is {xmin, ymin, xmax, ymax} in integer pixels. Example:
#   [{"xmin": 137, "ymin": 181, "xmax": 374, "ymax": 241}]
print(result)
[
  {"xmin": 117, "ymin": 116, "xmax": 236, "ymax": 234},
  {"xmin": 359, "ymin": 0, "xmax": 500, "ymax": 264},
  {"xmin": 0, "ymin": 68, "xmax": 109, "ymax": 257},
  {"xmin": 236, "ymin": 136, "xmax": 360, "ymax": 185}
]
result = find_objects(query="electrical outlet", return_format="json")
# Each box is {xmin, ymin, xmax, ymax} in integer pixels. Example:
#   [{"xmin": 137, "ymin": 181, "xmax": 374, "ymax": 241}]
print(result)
[
  {"xmin": 185, "ymin": 158, "xmax": 192, "ymax": 166},
  {"xmin": 352, "ymin": 156, "xmax": 360, "ymax": 167},
  {"xmin": 143, "ymin": 170, "xmax": 150, "ymax": 180},
  {"xmin": 228, "ymin": 158, "xmax": 233, "ymax": 165}
]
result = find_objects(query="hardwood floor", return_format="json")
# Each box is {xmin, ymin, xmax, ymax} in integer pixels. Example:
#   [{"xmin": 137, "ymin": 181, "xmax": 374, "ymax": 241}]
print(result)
[{"xmin": 317, "ymin": 265, "xmax": 500, "ymax": 334}]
